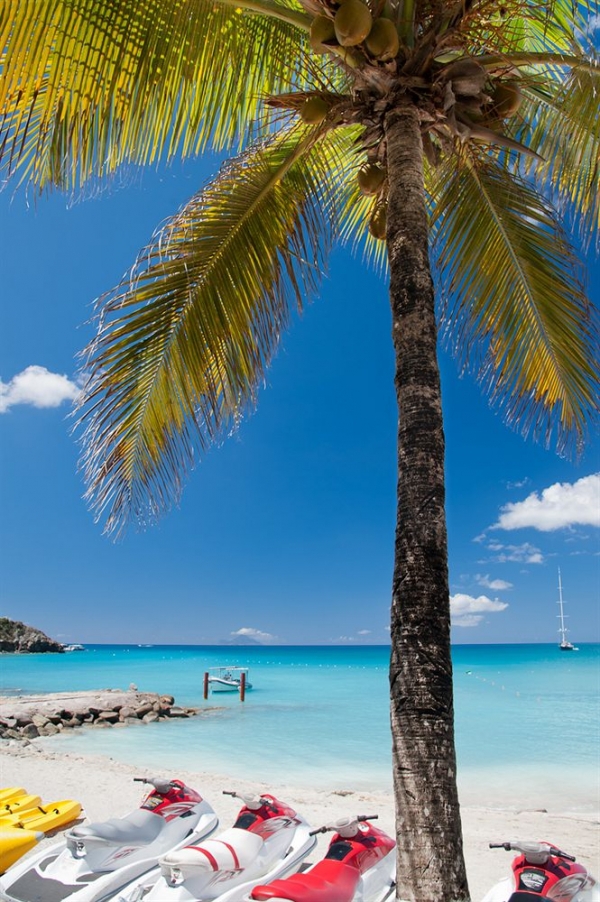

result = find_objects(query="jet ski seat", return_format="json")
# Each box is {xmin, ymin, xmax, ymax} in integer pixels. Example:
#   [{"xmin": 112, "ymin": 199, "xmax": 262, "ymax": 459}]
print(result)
[
  {"xmin": 162, "ymin": 827, "xmax": 264, "ymax": 872},
  {"xmin": 69, "ymin": 809, "xmax": 163, "ymax": 846},
  {"xmin": 251, "ymin": 860, "xmax": 360, "ymax": 902}
]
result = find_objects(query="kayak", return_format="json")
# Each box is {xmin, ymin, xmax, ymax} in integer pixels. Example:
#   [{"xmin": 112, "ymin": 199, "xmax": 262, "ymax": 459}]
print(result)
[
  {"xmin": 0, "ymin": 829, "xmax": 43, "ymax": 874},
  {"xmin": 1, "ymin": 794, "xmax": 42, "ymax": 815},
  {"xmin": 0, "ymin": 800, "xmax": 82, "ymax": 833},
  {"xmin": 0, "ymin": 789, "xmax": 26, "ymax": 805}
]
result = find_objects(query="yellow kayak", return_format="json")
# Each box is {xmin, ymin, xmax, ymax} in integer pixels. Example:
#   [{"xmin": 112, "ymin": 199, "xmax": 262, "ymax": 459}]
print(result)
[
  {"xmin": 0, "ymin": 800, "xmax": 82, "ymax": 834},
  {"xmin": 1, "ymin": 794, "xmax": 42, "ymax": 815},
  {"xmin": 0, "ymin": 788, "xmax": 26, "ymax": 805},
  {"xmin": 0, "ymin": 829, "xmax": 43, "ymax": 874}
]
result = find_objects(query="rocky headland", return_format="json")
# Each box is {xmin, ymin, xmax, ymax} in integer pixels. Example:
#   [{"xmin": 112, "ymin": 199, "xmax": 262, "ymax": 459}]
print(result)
[{"xmin": 0, "ymin": 617, "xmax": 65, "ymax": 653}]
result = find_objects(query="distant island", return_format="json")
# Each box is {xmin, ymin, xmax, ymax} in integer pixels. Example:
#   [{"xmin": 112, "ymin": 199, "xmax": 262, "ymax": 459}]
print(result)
[{"xmin": 0, "ymin": 617, "xmax": 65, "ymax": 653}]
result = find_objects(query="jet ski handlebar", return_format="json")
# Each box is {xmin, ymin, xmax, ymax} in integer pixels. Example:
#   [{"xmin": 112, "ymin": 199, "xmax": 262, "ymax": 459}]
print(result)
[
  {"xmin": 222, "ymin": 791, "xmax": 277, "ymax": 811},
  {"xmin": 309, "ymin": 815, "xmax": 378, "ymax": 837},
  {"xmin": 489, "ymin": 841, "xmax": 576, "ymax": 862},
  {"xmin": 133, "ymin": 777, "xmax": 178, "ymax": 795}
]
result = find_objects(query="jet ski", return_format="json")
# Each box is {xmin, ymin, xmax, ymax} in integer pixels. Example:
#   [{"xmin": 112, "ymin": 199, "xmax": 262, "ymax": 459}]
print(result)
[
  {"xmin": 0, "ymin": 777, "xmax": 218, "ymax": 902},
  {"xmin": 114, "ymin": 790, "xmax": 316, "ymax": 902}
]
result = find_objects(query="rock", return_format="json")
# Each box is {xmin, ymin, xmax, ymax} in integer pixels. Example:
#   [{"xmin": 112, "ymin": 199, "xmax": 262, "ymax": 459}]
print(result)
[
  {"xmin": 98, "ymin": 711, "xmax": 120, "ymax": 724},
  {"xmin": 61, "ymin": 718, "xmax": 79, "ymax": 729},
  {"xmin": 39, "ymin": 723, "xmax": 59, "ymax": 736},
  {"xmin": 32, "ymin": 713, "xmax": 49, "ymax": 728},
  {"xmin": 21, "ymin": 723, "xmax": 39, "ymax": 738},
  {"xmin": 167, "ymin": 707, "xmax": 188, "ymax": 718},
  {"xmin": 142, "ymin": 711, "xmax": 159, "ymax": 724},
  {"xmin": 0, "ymin": 617, "xmax": 65, "ymax": 653},
  {"xmin": 15, "ymin": 715, "xmax": 33, "ymax": 728}
]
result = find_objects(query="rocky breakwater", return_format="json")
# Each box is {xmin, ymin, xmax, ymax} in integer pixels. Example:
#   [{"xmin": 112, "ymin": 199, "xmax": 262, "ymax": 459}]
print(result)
[{"xmin": 0, "ymin": 689, "xmax": 199, "ymax": 741}]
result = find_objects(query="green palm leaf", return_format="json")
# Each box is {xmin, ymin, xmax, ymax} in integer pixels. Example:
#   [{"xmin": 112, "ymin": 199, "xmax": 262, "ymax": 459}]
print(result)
[
  {"xmin": 429, "ymin": 149, "xmax": 599, "ymax": 453},
  {"xmin": 77, "ymin": 123, "xmax": 348, "ymax": 535},
  {"xmin": 519, "ymin": 61, "xmax": 600, "ymax": 249},
  {"xmin": 0, "ymin": 0, "xmax": 311, "ymax": 191}
]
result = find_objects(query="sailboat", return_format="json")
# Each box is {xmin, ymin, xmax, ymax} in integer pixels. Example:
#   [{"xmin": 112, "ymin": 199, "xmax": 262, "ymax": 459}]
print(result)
[{"xmin": 557, "ymin": 568, "xmax": 578, "ymax": 651}]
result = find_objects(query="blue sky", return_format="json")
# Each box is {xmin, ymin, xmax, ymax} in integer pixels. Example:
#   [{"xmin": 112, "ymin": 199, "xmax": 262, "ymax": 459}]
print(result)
[{"xmin": 1, "ymin": 157, "xmax": 598, "ymax": 646}]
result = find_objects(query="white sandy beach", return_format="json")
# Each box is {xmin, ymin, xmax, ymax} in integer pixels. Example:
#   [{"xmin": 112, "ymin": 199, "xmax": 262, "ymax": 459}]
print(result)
[{"xmin": 1, "ymin": 741, "xmax": 598, "ymax": 901}]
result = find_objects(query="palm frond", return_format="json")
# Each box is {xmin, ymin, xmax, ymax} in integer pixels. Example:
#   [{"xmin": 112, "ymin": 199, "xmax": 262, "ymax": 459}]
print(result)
[
  {"xmin": 76, "ymin": 123, "xmax": 346, "ymax": 536},
  {"xmin": 429, "ymin": 149, "xmax": 599, "ymax": 454},
  {"xmin": 517, "ymin": 60, "xmax": 600, "ymax": 250},
  {"xmin": 0, "ymin": 0, "xmax": 312, "ymax": 192}
]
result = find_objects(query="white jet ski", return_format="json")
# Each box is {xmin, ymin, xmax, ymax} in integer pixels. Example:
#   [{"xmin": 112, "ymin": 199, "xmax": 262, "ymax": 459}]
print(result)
[
  {"xmin": 0, "ymin": 777, "xmax": 218, "ymax": 902},
  {"xmin": 114, "ymin": 790, "xmax": 316, "ymax": 901}
]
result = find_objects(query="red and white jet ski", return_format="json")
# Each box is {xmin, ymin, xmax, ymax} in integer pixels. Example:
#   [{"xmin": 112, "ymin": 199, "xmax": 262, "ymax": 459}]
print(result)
[
  {"xmin": 481, "ymin": 840, "xmax": 600, "ymax": 902},
  {"xmin": 0, "ymin": 777, "xmax": 218, "ymax": 902},
  {"xmin": 115, "ymin": 791, "xmax": 316, "ymax": 902},
  {"xmin": 249, "ymin": 813, "xmax": 396, "ymax": 902}
]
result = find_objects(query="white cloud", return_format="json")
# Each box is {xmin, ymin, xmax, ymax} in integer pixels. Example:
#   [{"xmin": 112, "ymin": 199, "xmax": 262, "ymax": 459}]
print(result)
[
  {"xmin": 0, "ymin": 366, "xmax": 79, "ymax": 413},
  {"xmin": 231, "ymin": 627, "xmax": 276, "ymax": 643},
  {"xmin": 357, "ymin": 629, "xmax": 371, "ymax": 636},
  {"xmin": 484, "ymin": 541, "xmax": 544, "ymax": 564},
  {"xmin": 494, "ymin": 474, "xmax": 600, "ymax": 532},
  {"xmin": 451, "ymin": 593, "xmax": 508, "ymax": 628},
  {"xmin": 476, "ymin": 574, "xmax": 513, "ymax": 591},
  {"xmin": 506, "ymin": 478, "xmax": 530, "ymax": 490}
]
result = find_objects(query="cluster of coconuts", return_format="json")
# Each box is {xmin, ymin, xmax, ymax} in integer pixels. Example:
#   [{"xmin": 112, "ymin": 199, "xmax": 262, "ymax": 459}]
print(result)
[
  {"xmin": 310, "ymin": 0, "xmax": 400, "ymax": 62},
  {"xmin": 300, "ymin": 1, "xmax": 399, "ymax": 125},
  {"xmin": 357, "ymin": 160, "xmax": 387, "ymax": 240}
]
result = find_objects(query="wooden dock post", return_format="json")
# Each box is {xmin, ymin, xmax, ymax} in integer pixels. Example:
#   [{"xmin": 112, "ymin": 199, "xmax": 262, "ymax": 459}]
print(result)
[
  {"xmin": 203, "ymin": 672, "xmax": 209, "ymax": 700},
  {"xmin": 240, "ymin": 671, "xmax": 246, "ymax": 702}
]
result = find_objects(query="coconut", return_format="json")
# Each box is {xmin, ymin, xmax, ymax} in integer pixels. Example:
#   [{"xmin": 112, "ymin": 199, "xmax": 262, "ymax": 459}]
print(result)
[
  {"xmin": 369, "ymin": 202, "xmax": 387, "ymax": 240},
  {"xmin": 490, "ymin": 81, "xmax": 522, "ymax": 117},
  {"xmin": 310, "ymin": 15, "xmax": 337, "ymax": 53},
  {"xmin": 300, "ymin": 96, "xmax": 330, "ymax": 124},
  {"xmin": 334, "ymin": 0, "xmax": 373, "ymax": 47},
  {"xmin": 365, "ymin": 18, "xmax": 399, "ymax": 61},
  {"xmin": 357, "ymin": 162, "xmax": 386, "ymax": 195}
]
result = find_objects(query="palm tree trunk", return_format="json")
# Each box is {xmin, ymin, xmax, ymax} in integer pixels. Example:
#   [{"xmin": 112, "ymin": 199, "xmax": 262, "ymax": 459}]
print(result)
[{"xmin": 384, "ymin": 101, "xmax": 470, "ymax": 902}]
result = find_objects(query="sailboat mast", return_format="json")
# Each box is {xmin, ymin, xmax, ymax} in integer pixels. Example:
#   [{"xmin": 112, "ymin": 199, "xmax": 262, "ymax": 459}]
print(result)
[{"xmin": 557, "ymin": 568, "xmax": 568, "ymax": 643}]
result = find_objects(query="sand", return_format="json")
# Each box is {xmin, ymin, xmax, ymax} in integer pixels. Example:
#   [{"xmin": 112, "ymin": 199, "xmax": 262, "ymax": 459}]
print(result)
[{"xmin": 0, "ymin": 740, "xmax": 598, "ymax": 901}]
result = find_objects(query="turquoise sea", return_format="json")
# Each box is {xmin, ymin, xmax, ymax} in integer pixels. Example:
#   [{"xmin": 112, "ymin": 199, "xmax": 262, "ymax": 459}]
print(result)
[{"xmin": 1, "ymin": 644, "xmax": 598, "ymax": 814}]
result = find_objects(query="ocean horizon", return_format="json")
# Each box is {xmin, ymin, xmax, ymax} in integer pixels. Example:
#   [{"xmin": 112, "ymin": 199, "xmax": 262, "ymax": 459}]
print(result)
[{"xmin": 2, "ymin": 643, "xmax": 598, "ymax": 815}]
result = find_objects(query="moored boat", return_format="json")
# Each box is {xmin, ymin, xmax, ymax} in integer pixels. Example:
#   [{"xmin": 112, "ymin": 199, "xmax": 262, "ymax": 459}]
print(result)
[{"xmin": 207, "ymin": 667, "xmax": 253, "ymax": 692}]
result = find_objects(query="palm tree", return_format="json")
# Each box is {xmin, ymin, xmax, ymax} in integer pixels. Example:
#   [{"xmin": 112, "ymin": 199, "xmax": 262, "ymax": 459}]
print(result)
[{"xmin": 1, "ymin": 2, "xmax": 598, "ymax": 899}]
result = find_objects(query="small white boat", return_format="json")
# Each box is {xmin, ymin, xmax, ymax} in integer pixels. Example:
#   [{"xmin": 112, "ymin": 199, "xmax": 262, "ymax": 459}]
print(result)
[
  {"xmin": 557, "ymin": 569, "xmax": 578, "ymax": 651},
  {"xmin": 63, "ymin": 644, "xmax": 85, "ymax": 652},
  {"xmin": 207, "ymin": 667, "xmax": 252, "ymax": 692}
]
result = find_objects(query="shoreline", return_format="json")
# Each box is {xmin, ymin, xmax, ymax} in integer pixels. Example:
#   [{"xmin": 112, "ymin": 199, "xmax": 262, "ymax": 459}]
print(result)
[{"xmin": 1, "ymin": 741, "xmax": 598, "ymax": 901}]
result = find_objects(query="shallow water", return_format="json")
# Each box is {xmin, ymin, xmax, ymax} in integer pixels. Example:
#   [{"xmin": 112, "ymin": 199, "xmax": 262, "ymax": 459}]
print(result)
[{"xmin": 2, "ymin": 644, "xmax": 598, "ymax": 812}]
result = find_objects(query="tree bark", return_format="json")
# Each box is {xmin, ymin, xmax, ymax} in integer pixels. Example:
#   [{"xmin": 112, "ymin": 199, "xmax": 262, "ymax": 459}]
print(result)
[{"xmin": 384, "ymin": 101, "xmax": 470, "ymax": 902}]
